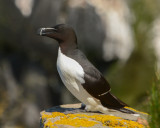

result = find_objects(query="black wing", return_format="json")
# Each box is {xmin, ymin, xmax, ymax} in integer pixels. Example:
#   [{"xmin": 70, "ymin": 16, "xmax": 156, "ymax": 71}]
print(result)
[
  {"xmin": 67, "ymin": 49, "xmax": 111, "ymax": 98},
  {"xmin": 67, "ymin": 49, "xmax": 128, "ymax": 109}
]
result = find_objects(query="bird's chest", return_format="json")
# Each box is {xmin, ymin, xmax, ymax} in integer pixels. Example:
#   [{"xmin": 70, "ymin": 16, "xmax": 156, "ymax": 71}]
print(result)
[{"xmin": 56, "ymin": 48, "xmax": 85, "ymax": 91}]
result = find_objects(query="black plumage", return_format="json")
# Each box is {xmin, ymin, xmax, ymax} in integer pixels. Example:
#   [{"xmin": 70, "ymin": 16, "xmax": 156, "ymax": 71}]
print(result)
[{"xmin": 66, "ymin": 49, "xmax": 127, "ymax": 109}]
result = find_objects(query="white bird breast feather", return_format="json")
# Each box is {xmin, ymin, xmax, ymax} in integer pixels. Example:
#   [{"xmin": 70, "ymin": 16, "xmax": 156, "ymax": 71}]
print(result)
[
  {"xmin": 56, "ymin": 48, "xmax": 107, "ymax": 112},
  {"xmin": 57, "ymin": 48, "xmax": 85, "ymax": 91}
]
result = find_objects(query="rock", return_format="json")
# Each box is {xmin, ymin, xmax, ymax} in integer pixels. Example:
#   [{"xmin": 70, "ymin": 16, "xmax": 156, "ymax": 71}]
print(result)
[{"xmin": 40, "ymin": 103, "xmax": 149, "ymax": 128}]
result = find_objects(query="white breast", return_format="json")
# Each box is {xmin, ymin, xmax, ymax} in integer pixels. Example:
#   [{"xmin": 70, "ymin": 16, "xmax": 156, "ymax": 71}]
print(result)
[
  {"xmin": 57, "ymin": 48, "xmax": 85, "ymax": 91},
  {"xmin": 56, "ymin": 48, "xmax": 101, "ymax": 108}
]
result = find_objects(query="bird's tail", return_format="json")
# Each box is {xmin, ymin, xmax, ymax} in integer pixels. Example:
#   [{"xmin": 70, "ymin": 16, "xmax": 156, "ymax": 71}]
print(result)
[{"xmin": 99, "ymin": 92, "xmax": 135, "ymax": 114}]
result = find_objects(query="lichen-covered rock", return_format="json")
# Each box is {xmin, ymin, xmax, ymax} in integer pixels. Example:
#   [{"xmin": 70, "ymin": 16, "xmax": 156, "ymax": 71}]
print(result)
[{"xmin": 40, "ymin": 103, "xmax": 148, "ymax": 128}]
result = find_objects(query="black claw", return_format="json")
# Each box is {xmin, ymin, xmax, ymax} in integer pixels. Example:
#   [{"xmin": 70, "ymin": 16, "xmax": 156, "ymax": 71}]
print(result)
[{"xmin": 81, "ymin": 103, "xmax": 86, "ymax": 109}]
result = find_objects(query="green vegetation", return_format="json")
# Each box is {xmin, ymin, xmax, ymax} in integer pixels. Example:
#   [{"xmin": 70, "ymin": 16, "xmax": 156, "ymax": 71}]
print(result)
[{"xmin": 149, "ymin": 73, "xmax": 160, "ymax": 128}]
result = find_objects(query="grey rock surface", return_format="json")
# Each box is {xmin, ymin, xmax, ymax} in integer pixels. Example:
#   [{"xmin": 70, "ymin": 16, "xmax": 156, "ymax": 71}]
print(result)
[{"xmin": 40, "ymin": 103, "xmax": 148, "ymax": 128}]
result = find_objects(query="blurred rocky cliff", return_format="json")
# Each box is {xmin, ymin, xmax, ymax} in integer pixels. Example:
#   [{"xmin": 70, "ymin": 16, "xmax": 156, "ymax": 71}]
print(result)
[{"xmin": 0, "ymin": 0, "xmax": 159, "ymax": 128}]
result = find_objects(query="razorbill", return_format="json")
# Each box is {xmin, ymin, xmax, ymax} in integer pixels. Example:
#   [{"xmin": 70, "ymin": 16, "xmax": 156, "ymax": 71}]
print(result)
[{"xmin": 37, "ymin": 24, "xmax": 134, "ymax": 114}]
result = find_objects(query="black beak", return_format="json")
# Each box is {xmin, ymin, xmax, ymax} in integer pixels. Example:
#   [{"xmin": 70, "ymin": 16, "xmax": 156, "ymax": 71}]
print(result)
[{"xmin": 37, "ymin": 28, "xmax": 57, "ymax": 36}]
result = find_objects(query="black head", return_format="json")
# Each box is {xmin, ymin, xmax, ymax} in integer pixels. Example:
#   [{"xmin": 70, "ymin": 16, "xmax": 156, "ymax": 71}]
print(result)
[
  {"xmin": 37, "ymin": 24, "xmax": 78, "ymax": 53},
  {"xmin": 37, "ymin": 24, "xmax": 77, "ymax": 43}
]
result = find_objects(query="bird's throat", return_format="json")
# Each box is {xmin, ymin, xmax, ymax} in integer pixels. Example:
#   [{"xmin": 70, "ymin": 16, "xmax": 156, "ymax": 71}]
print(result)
[{"xmin": 59, "ymin": 41, "xmax": 78, "ymax": 54}]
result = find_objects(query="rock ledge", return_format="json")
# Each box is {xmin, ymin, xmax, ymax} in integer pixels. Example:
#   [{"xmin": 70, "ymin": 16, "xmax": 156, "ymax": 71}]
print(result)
[{"xmin": 40, "ymin": 103, "xmax": 148, "ymax": 128}]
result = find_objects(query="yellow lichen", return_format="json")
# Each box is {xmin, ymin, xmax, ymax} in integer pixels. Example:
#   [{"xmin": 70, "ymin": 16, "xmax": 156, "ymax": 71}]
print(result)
[
  {"xmin": 54, "ymin": 117, "xmax": 97, "ymax": 127},
  {"xmin": 41, "ymin": 112, "xmax": 145, "ymax": 128},
  {"xmin": 124, "ymin": 106, "xmax": 149, "ymax": 115},
  {"xmin": 41, "ymin": 112, "xmax": 52, "ymax": 122},
  {"xmin": 42, "ymin": 112, "xmax": 98, "ymax": 127}
]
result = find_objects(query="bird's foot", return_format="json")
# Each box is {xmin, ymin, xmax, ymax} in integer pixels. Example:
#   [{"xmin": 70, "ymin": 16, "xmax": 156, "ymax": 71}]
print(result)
[
  {"xmin": 85, "ymin": 105, "xmax": 102, "ymax": 114},
  {"xmin": 80, "ymin": 103, "xmax": 86, "ymax": 109},
  {"xmin": 62, "ymin": 104, "xmax": 88, "ymax": 114}
]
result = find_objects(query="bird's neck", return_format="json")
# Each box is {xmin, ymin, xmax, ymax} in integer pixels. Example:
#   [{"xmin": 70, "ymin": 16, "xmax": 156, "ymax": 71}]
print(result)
[{"xmin": 59, "ymin": 41, "xmax": 78, "ymax": 54}]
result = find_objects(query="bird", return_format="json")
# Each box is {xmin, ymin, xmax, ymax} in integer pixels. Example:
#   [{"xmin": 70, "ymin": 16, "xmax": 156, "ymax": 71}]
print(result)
[{"xmin": 37, "ymin": 24, "xmax": 134, "ymax": 114}]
